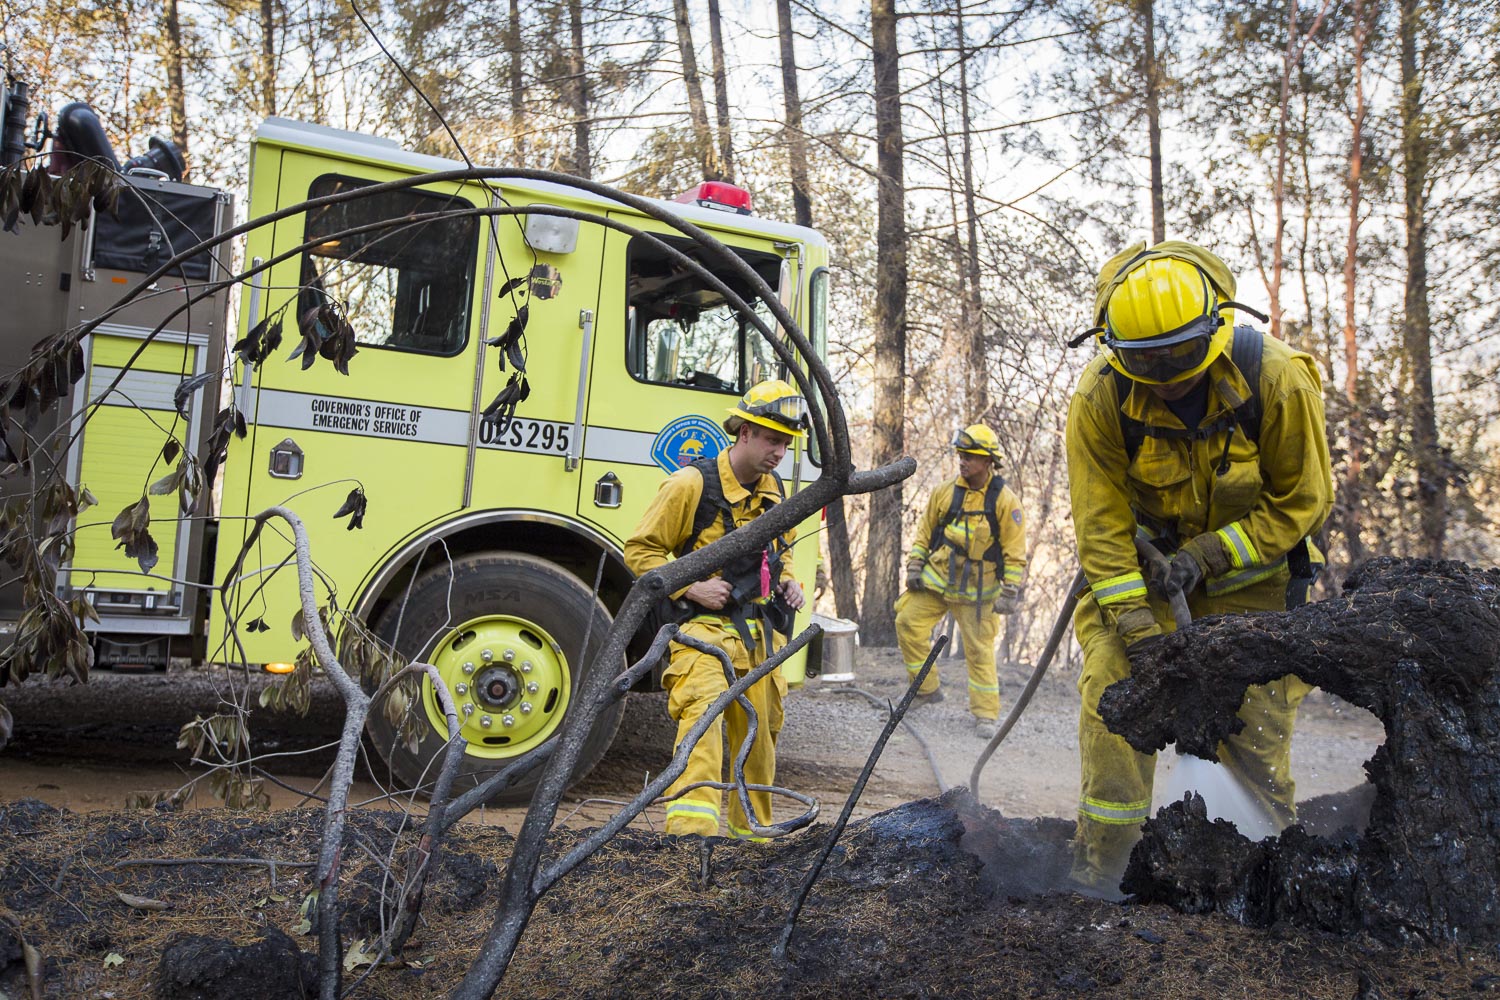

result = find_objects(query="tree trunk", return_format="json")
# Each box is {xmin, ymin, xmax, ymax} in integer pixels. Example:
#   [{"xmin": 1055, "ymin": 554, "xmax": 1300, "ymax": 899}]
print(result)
[
  {"xmin": 776, "ymin": 0, "xmax": 812, "ymax": 227},
  {"xmin": 259, "ymin": 0, "xmax": 276, "ymax": 119},
  {"xmin": 1399, "ymin": 0, "xmax": 1443, "ymax": 557},
  {"xmin": 860, "ymin": 0, "xmax": 907, "ymax": 645},
  {"xmin": 1342, "ymin": 0, "xmax": 1370, "ymax": 567},
  {"xmin": 954, "ymin": 4, "xmax": 986, "ymax": 420},
  {"xmin": 162, "ymin": 0, "xmax": 189, "ymax": 173},
  {"xmin": 1267, "ymin": 0, "xmax": 1301, "ymax": 339},
  {"xmin": 568, "ymin": 0, "xmax": 592, "ymax": 178},
  {"xmin": 672, "ymin": 0, "xmax": 715, "ymax": 179},
  {"xmin": 776, "ymin": 0, "xmax": 857, "ymax": 621},
  {"xmin": 509, "ymin": 0, "xmax": 525, "ymax": 161},
  {"xmin": 1138, "ymin": 0, "xmax": 1165, "ymax": 245},
  {"xmin": 706, "ymin": 0, "xmax": 735, "ymax": 182}
]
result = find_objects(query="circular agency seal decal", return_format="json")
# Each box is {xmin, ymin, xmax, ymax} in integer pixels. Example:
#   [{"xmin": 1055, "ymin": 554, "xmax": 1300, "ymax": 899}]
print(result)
[{"xmin": 649, "ymin": 415, "xmax": 728, "ymax": 474}]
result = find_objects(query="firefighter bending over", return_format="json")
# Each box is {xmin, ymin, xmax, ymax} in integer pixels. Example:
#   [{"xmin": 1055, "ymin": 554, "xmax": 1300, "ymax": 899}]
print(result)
[
  {"xmin": 624, "ymin": 380, "xmax": 808, "ymax": 838},
  {"xmin": 1065, "ymin": 240, "xmax": 1332, "ymax": 893},
  {"xmin": 894, "ymin": 424, "xmax": 1027, "ymax": 740}
]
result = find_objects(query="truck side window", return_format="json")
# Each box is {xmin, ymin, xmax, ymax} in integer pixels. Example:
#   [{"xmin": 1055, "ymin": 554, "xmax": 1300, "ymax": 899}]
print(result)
[
  {"xmin": 299, "ymin": 175, "xmax": 478, "ymax": 357},
  {"xmin": 625, "ymin": 234, "xmax": 782, "ymax": 394}
]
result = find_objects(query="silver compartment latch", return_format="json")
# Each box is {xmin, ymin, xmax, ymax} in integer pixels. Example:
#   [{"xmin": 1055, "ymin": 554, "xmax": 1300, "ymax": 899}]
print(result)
[
  {"xmin": 269, "ymin": 438, "xmax": 304, "ymax": 479},
  {"xmin": 594, "ymin": 471, "xmax": 622, "ymax": 508}
]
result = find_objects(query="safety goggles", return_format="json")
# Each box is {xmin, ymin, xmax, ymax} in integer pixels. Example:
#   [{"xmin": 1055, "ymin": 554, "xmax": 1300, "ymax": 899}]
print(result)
[
  {"xmin": 951, "ymin": 430, "xmax": 996, "ymax": 456},
  {"xmin": 1101, "ymin": 312, "xmax": 1217, "ymax": 383},
  {"xmin": 742, "ymin": 394, "xmax": 809, "ymax": 430}
]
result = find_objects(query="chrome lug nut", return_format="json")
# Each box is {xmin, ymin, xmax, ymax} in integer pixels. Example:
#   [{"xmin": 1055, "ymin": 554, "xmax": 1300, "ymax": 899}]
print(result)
[
  {"xmin": 462, "ymin": 661, "xmax": 475, "ymax": 675},
  {"xmin": 480, "ymin": 648, "xmax": 494, "ymax": 662},
  {"xmin": 502, "ymin": 714, "xmax": 516, "ymax": 727},
  {"xmin": 526, "ymin": 681, "xmax": 539, "ymax": 694},
  {"xmin": 454, "ymin": 683, "xmax": 468, "ymax": 696},
  {"xmin": 521, "ymin": 660, "xmax": 533, "ymax": 674},
  {"xmin": 462, "ymin": 704, "xmax": 474, "ymax": 717},
  {"xmin": 520, "ymin": 702, "xmax": 533, "ymax": 715},
  {"xmin": 479, "ymin": 715, "xmax": 493, "ymax": 729},
  {"xmin": 503, "ymin": 648, "xmax": 516, "ymax": 662}
]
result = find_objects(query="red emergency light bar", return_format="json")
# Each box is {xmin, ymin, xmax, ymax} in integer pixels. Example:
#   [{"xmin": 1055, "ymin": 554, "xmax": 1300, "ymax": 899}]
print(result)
[{"xmin": 673, "ymin": 181, "xmax": 753, "ymax": 215}]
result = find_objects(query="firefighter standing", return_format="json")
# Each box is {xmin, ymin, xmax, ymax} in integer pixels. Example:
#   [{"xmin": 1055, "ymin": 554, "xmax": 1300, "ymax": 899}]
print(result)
[
  {"xmin": 624, "ymin": 380, "xmax": 807, "ymax": 839},
  {"xmin": 1065, "ymin": 240, "xmax": 1333, "ymax": 893},
  {"xmin": 894, "ymin": 424, "xmax": 1027, "ymax": 739}
]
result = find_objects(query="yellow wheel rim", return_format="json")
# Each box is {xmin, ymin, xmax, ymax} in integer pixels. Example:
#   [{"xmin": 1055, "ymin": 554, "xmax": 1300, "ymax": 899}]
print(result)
[{"xmin": 422, "ymin": 614, "xmax": 571, "ymax": 759}]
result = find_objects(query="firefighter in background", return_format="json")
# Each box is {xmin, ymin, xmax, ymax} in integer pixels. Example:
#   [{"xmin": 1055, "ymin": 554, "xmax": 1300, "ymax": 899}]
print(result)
[
  {"xmin": 894, "ymin": 424, "xmax": 1027, "ymax": 739},
  {"xmin": 1065, "ymin": 240, "xmax": 1332, "ymax": 893},
  {"xmin": 624, "ymin": 380, "xmax": 807, "ymax": 838}
]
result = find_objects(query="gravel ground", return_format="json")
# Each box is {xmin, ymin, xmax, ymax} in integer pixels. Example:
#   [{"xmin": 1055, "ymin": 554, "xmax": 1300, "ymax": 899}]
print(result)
[{"xmin": 0, "ymin": 643, "xmax": 1383, "ymax": 830}]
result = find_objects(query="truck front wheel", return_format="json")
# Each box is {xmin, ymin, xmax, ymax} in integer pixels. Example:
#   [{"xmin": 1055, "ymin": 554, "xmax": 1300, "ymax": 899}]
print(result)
[{"xmin": 366, "ymin": 552, "xmax": 625, "ymax": 805}]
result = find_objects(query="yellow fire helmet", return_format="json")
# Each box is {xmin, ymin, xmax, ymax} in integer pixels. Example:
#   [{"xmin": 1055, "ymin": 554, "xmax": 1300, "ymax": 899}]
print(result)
[
  {"xmin": 1099, "ymin": 255, "xmax": 1233, "ymax": 385},
  {"xmin": 723, "ymin": 378, "xmax": 809, "ymax": 440},
  {"xmin": 1071, "ymin": 241, "xmax": 1267, "ymax": 386},
  {"xmin": 952, "ymin": 423, "xmax": 1001, "ymax": 463}
]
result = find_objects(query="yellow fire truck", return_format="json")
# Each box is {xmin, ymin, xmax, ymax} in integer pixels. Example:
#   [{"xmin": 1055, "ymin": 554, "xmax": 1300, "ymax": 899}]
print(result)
[{"xmin": 2, "ymin": 112, "xmax": 829, "ymax": 801}]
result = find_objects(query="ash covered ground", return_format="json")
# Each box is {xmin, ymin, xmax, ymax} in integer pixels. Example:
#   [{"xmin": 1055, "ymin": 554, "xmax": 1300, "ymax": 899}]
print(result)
[
  {"xmin": 3, "ymin": 790, "xmax": 1498, "ymax": 999},
  {"xmin": 2, "ymin": 557, "xmax": 1495, "ymax": 997}
]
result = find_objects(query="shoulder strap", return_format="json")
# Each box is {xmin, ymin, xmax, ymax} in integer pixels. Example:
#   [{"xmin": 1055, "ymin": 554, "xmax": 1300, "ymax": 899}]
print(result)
[
  {"xmin": 677, "ymin": 456, "xmax": 726, "ymax": 557},
  {"xmin": 982, "ymin": 475, "xmax": 1005, "ymax": 565},
  {"xmin": 1113, "ymin": 326, "xmax": 1266, "ymax": 461},
  {"xmin": 1112, "ymin": 367, "xmax": 1148, "ymax": 463},
  {"xmin": 928, "ymin": 482, "xmax": 968, "ymax": 554},
  {"xmin": 1228, "ymin": 324, "xmax": 1263, "ymax": 443}
]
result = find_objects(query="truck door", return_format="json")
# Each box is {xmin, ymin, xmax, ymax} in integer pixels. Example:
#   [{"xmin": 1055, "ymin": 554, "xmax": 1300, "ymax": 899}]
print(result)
[
  {"xmin": 575, "ymin": 218, "xmax": 792, "ymax": 544},
  {"xmin": 217, "ymin": 148, "xmax": 486, "ymax": 663}
]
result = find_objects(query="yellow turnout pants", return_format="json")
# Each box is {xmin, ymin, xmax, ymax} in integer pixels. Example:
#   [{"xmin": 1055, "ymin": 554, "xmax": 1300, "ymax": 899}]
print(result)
[
  {"xmin": 661, "ymin": 618, "xmax": 786, "ymax": 839},
  {"xmin": 1072, "ymin": 573, "xmax": 1310, "ymax": 891},
  {"xmin": 893, "ymin": 588, "xmax": 1001, "ymax": 720}
]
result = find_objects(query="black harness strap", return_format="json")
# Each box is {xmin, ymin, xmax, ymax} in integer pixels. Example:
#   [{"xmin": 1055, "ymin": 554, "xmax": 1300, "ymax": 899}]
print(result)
[
  {"xmin": 676, "ymin": 455, "xmax": 789, "ymax": 652},
  {"xmin": 925, "ymin": 475, "xmax": 1008, "ymax": 620},
  {"xmin": 926, "ymin": 475, "xmax": 1006, "ymax": 567}
]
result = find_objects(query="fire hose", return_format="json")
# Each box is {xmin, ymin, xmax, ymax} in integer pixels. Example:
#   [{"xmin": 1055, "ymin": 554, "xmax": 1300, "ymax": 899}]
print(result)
[{"xmin": 969, "ymin": 539, "xmax": 1191, "ymax": 799}]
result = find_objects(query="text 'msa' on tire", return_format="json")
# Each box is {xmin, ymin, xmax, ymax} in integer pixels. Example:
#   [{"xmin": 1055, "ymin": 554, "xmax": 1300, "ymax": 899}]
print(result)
[{"xmin": 367, "ymin": 552, "xmax": 625, "ymax": 805}]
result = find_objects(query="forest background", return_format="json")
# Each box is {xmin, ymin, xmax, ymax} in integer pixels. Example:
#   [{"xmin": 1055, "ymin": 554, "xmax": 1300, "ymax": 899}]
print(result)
[{"xmin": 2, "ymin": 0, "xmax": 1496, "ymax": 655}]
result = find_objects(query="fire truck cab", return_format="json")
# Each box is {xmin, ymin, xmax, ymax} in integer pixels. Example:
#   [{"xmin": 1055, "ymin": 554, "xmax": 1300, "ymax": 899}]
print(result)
[{"xmin": 219, "ymin": 120, "xmax": 829, "ymax": 799}]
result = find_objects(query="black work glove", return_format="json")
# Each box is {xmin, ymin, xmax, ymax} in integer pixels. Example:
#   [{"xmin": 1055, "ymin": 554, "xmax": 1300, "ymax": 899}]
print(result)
[
  {"xmin": 1148, "ymin": 550, "xmax": 1204, "ymax": 601},
  {"xmin": 1165, "ymin": 551, "xmax": 1204, "ymax": 597},
  {"xmin": 905, "ymin": 568, "xmax": 924, "ymax": 593}
]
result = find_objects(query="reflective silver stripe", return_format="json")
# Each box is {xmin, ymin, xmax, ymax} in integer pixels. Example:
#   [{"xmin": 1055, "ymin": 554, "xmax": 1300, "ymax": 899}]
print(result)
[
  {"xmin": 1216, "ymin": 521, "xmax": 1258, "ymax": 569},
  {"xmin": 666, "ymin": 801, "xmax": 720, "ymax": 820},
  {"xmin": 967, "ymin": 680, "xmax": 999, "ymax": 692},
  {"xmin": 1206, "ymin": 556, "xmax": 1286, "ymax": 596},
  {"xmin": 1092, "ymin": 572, "xmax": 1147, "ymax": 605},
  {"xmin": 1079, "ymin": 796, "xmax": 1151, "ymax": 825}
]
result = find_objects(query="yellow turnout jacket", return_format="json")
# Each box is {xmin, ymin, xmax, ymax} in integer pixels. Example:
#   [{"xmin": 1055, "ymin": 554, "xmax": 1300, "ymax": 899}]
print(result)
[
  {"xmin": 906, "ymin": 472, "xmax": 1027, "ymax": 604},
  {"xmin": 624, "ymin": 449, "xmax": 796, "ymax": 603},
  {"xmin": 1065, "ymin": 334, "xmax": 1332, "ymax": 645}
]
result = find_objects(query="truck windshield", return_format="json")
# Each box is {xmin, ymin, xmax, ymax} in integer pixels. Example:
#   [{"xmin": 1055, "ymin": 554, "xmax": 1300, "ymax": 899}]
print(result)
[
  {"xmin": 299, "ymin": 175, "xmax": 478, "ymax": 357},
  {"xmin": 624, "ymin": 234, "xmax": 783, "ymax": 394}
]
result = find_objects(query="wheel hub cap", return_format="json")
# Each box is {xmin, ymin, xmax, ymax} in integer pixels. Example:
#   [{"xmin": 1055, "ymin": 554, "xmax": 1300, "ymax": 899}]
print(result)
[{"xmin": 423, "ymin": 615, "xmax": 570, "ymax": 758}]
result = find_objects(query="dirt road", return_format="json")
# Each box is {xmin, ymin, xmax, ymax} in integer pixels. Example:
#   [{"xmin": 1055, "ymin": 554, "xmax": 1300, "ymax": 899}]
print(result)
[{"xmin": 0, "ymin": 644, "xmax": 1382, "ymax": 831}]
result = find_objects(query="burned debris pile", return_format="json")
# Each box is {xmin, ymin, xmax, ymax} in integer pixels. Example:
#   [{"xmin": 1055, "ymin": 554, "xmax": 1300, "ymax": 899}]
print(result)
[{"xmin": 1101, "ymin": 557, "xmax": 1500, "ymax": 943}]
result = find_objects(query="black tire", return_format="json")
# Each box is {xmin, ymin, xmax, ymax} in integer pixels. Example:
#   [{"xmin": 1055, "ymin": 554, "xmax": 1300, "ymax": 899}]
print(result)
[{"xmin": 367, "ymin": 552, "xmax": 625, "ymax": 805}]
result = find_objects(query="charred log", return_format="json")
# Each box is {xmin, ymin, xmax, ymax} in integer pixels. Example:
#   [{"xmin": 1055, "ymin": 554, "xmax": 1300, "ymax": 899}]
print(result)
[{"xmin": 1103, "ymin": 558, "xmax": 1500, "ymax": 943}]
